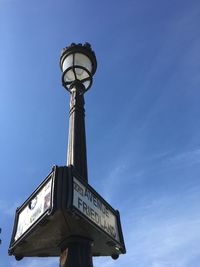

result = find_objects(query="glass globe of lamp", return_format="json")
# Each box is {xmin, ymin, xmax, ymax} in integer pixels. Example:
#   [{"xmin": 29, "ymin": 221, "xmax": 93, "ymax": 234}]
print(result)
[{"xmin": 60, "ymin": 43, "xmax": 97, "ymax": 93}]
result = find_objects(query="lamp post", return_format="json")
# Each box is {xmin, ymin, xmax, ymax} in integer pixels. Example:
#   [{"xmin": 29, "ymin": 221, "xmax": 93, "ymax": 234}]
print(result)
[
  {"xmin": 59, "ymin": 43, "xmax": 97, "ymax": 267},
  {"xmin": 9, "ymin": 42, "xmax": 125, "ymax": 264}
]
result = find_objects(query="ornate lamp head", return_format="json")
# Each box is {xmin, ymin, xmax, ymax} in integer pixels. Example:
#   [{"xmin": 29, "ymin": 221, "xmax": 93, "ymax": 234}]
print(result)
[{"xmin": 60, "ymin": 42, "xmax": 97, "ymax": 93}]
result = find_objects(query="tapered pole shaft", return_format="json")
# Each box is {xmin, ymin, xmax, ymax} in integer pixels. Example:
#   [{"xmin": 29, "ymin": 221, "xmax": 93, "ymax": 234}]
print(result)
[
  {"xmin": 59, "ymin": 84, "xmax": 93, "ymax": 267},
  {"xmin": 67, "ymin": 85, "xmax": 88, "ymax": 181},
  {"xmin": 60, "ymin": 237, "xmax": 93, "ymax": 267}
]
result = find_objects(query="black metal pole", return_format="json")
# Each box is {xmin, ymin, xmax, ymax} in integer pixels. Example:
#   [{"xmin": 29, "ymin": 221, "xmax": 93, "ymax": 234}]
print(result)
[
  {"xmin": 66, "ymin": 84, "xmax": 88, "ymax": 181},
  {"xmin": 60, "ymin": 237, "xmax": 93, "ymax": 267},
  {"xmin": 59, "ymin": 83, "xmax": 93, "ymax": 267}
]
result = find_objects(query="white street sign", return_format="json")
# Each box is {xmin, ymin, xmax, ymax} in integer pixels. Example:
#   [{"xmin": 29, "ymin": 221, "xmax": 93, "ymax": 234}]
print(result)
[
  {"xmin": 73, "ymin": 177, "xmax": 120, "ymax": 242},
  {"xmin": 14, "ymin": 177, "xmax": 53, "ymax": 242}
]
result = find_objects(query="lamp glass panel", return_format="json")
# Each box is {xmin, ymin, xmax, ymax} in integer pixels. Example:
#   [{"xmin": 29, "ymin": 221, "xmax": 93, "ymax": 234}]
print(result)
[
  {"xmin": 74, "ymin": 67, "xmax": 89, "ymax": 80},
  {"xmin": 74, "ymin": 53, "xmax": 92, "ymax": 73},
  {"xmin": 62, "ymin": 54, "xmax": 73, "ymax": 72},
  {"xmin": 64, "ymin": 70, "xmax": 75, "ymax": 82},
  {"xmin": 83, "ymin": 80, "xmax": 90, "ymax": 89}
]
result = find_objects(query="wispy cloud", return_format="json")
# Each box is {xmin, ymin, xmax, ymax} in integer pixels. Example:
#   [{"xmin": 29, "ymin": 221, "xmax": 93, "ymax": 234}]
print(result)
[
  {"xmin": 95, "ymin": 187, "xmax": 200, "ymax": 267},
  {"xmin": 100, "ymin": 163, "xmax": 128, "ymax": 202},
  {"xmin": 167, "ymin": 148, "xmax": 200, "ymax": 166}
]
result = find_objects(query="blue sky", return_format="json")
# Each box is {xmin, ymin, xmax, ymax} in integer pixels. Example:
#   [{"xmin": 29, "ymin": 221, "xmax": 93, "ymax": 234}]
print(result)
[{"xmin": 1, "ymin": 0, "xmax": 200, "ymax": 266}]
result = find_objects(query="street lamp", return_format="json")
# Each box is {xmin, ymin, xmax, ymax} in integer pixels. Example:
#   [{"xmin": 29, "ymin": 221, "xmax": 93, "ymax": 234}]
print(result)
[
  {"xmin": 9, "ymin": 42, "xmax": 125, "ymax": 267},
  {"xmin": 60, "ymin": 43, "xmax": 97, "ymax": 183},
  {"xmin": 59, "ymin": 43, "xmax": 97, "ymax": 267},
  {"xmin": 60, "ymin": 42, "xmax": 97, "ymax": 93}
]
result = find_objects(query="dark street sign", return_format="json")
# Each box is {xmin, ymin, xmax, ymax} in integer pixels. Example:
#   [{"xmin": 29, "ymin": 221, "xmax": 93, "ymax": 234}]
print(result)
[{"xmin": 9, "ymin": 166, "xmax": 126, "ymax": 259}]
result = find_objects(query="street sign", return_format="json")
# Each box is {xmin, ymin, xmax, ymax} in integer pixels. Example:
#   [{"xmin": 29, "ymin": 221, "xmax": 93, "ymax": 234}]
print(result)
[
  {"xmin": 9, "ymin": 166, "xmax": 126, "ymax": 260},
  {"xmin": 14, "ymin": 176, "xmax": 54, "ymax": 242},
  {"xmin": 73, "ymin": 177, "xmax": 120, "ymax": 242}
]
